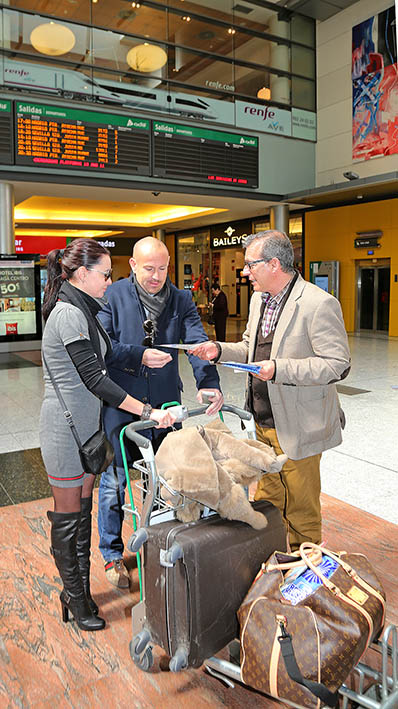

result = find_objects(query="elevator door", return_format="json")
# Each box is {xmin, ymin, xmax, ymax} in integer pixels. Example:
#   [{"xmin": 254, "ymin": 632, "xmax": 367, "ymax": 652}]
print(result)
[{"xmin": 357, "ymin": 260, "xmax": 390, "ymax": 333}]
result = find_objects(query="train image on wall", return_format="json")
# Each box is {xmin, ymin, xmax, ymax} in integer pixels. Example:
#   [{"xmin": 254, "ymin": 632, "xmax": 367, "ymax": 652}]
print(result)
[{"xmin": 1, "ymin": 59, "xmax": 231, "ymax": 123}]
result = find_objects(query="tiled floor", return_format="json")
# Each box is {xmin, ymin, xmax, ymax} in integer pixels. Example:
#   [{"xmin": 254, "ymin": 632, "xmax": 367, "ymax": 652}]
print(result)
[
  {"xmin": 0, "ymin": 491, "xmax": 397, "ymax": 709},
  {"xmin": 1, "ymin": 326, "xmax": 398, "ymax": 708},
  {"xmin": 2, "ymin": 331, "xmax": 398, "ymax": 525}
]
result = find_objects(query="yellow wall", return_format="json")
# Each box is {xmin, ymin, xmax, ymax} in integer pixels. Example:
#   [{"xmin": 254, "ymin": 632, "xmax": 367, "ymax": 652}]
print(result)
[{"xmin": 305, "ymin": 199, "xmax": 398, "ymax": 335}]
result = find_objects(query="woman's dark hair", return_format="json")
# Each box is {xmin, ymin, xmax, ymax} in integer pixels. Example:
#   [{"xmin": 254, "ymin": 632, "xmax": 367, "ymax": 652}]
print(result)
[{"xmin": 42, "ymin": 238, "xmax": 110, "ymax": 321}]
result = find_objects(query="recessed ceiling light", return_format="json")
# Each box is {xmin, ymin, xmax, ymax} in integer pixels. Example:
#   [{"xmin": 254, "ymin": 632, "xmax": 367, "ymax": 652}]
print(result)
[{"xmin": 357, "ymin": 194, "xmax": 363, "ymax": 199}]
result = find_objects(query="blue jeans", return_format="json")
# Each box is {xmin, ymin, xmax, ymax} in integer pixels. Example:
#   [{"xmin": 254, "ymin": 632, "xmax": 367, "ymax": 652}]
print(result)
[{"xmin": 98, "ymin": 464, "xmax": 127, "ymax": 563}]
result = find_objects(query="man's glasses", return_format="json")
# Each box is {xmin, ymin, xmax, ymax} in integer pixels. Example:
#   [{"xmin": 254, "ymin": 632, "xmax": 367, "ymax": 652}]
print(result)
[
  {"xmin": 242, "ymin": 258, "xmax": 270, "ymax": 272},
  {"xmin": 142, "ymin": 319, "xmax": 155, "ymax": 347},
  {"xmin": 87, "ymin": 268, "xmax": 113, "ymax": 281}
]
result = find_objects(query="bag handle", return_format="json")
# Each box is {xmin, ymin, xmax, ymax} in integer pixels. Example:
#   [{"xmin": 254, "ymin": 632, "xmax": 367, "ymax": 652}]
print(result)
[
  {"xmin": 278, "ymin": 621, "xmax": 339, "ymax": 708},
  {"xmin": 300, "ymin": 543, "xmax": 385, "ymax": 621},
  {"xmin": 42, "ymin": 350, "xmax": 83, "ymax": 452},
  {"xmin": 265, "ymin": 546, "xmax": 323, "ymax": 573}
]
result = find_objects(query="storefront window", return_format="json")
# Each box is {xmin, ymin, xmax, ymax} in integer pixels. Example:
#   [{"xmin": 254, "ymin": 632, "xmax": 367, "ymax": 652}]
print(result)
[
  {"xmin": 289, "ymin": 215, "xmax": 303, "ymax": 272},
  {"xmin": 253, "ymin": 220, "xmax": 270, "ymax": 233},
  {"xmin": 177, "ymin": 231, "xmax": 210, "ymax": 315}
]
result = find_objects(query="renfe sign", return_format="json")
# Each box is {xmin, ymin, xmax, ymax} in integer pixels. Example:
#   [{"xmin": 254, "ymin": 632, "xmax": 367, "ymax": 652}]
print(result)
[{"xmin": 235, "ymin": 100, "xmax": 292, "ymax": 137}]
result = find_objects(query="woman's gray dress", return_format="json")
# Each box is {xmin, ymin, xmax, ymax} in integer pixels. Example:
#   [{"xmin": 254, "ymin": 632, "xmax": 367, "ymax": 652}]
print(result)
[{"xmin": 39, "ymin": 302, "xmax": 107, "ymax": 487}]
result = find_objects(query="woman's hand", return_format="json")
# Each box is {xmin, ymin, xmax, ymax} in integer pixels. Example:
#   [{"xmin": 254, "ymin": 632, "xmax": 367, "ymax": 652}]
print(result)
[{"xmin": 150, "ymin": 408, "xmax": 177, "ymax": 428}]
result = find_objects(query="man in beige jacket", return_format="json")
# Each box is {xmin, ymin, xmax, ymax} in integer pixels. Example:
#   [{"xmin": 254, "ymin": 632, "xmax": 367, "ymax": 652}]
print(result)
[{"xmin": 191, "ymin": 230, "xmax": 350, "ymax": 550}]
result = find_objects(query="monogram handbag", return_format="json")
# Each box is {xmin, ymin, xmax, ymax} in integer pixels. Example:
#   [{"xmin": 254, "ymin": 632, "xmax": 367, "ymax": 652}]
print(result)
[
  {"xmin": 238, "ymin": 543, "xmax": 386, "ymax": 709},
  {"xmin": 42, "ymin": 353, "xmax": 114, "ymax": 475}
]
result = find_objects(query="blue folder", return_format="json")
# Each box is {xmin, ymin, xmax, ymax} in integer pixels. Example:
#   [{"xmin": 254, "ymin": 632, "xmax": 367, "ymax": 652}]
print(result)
[{"xmin": 220, "ymin": 361, "xmax": 262, "ymax": 375}]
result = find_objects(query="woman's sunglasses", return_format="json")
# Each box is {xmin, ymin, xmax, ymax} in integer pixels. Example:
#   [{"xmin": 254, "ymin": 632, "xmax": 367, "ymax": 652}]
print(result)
[
  {"xmin": 87, "ymin": 267, "xmax": 113, "ymax": 281},
  {"xmin": 142, "ymin": 319, "xmax": 155, "ymax": 347}
]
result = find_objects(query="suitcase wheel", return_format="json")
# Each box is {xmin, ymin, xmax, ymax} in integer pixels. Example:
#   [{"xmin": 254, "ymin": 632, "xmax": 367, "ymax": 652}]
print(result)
[
  {"xmin": 127, "ymin": 527, "xmax": 148, "ymax": 553},
  {"xmin": 130, "ymin": 644, "xmax": 154, "ymax": 672},
  {"xmin": 132, "ymin": 629, "xmax": 151, "ymax": 656},
  {"xmin": 169, "ymin": 646, "xmax": 188, "ymax": 673}
]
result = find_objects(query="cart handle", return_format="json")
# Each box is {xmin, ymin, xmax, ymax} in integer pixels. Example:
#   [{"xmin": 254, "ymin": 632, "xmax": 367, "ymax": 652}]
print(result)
[{"xmin": 124, "ymin": 403, "xmax": 252, "ymax": 448}]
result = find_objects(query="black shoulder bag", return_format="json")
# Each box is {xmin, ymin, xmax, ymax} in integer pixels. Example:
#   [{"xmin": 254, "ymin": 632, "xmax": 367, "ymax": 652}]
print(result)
[{"xmin": 42, "ymin": 352, "xmax": 114, "ymax": 475}]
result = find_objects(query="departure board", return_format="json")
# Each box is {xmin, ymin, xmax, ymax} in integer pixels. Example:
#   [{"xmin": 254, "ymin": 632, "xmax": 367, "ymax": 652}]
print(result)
[
  {"xmin": 0, "ymin": 100, "xmax": 13, "ymax": 165},
  {"xmin": 15, "ymin": 102, "xmax": 150, "ymax": 175},
  {"xmin": 153, "ymin": 122, "xmax": 258, "ymax": 188}
]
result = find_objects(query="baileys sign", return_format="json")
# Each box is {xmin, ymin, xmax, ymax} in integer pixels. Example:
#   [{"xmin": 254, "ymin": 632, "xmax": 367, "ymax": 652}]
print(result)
[{"xmin": 210, "ymin": 221, "xmax": 251, "ymax": 250}]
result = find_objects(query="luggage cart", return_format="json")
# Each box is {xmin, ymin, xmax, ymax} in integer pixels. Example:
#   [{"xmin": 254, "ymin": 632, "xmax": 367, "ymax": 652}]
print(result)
[
  {"xmin": 119, "ymin": 403, "xmax": 270, "ymax": 673},
  {"xmin": 203, "ymin": 601, "xmax": 398, "ymax": 709}
]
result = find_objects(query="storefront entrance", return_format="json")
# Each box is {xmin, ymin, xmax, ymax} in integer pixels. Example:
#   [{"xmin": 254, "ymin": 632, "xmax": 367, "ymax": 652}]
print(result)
[{"xmin": 356, "ymin": 259, "xmax": 390, "ymax": 333}]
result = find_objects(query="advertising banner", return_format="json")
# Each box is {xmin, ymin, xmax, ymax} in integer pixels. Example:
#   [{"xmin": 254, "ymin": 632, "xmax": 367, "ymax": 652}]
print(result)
[
  {"xmin": 0, "ymin": 258, "xmax": 38, "ymax": 336},
  {"xmin": 352, "ymin": 5, "xmax": 398, "ymax": 161},
  {"xmin": 235, "ymin": 100, "xmax": 292, "ymax": 137},
  {"xmin": 15, "ymin": 236, "xmax": 67, "ymax": 255},
  {"xmin": 292, "ymin": 108, "xmax": 317, "ymax": 141},
  {"xmin": 4, "ymin": 59, "xmax": 235, "ymax": 126}
]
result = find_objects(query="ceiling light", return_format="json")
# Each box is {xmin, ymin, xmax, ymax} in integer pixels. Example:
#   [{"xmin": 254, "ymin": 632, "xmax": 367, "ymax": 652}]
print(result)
[
  {"xmin": 228, "ymin": 27, "xmax": 236, "ymax": 34},
  {"xmin": 131, "ymin": 2, "xmax": 140, "ymax": 7},
  {"xmin": 182, "ymin": 16, "xmax": 191, "ymax": 21},
  {"xmin": 30, "ymin": 22, "xmax": 75, "ymax": 56},
  {"xmin": 257, "ymin": 86, "xmax": 271, "ymax": 100},
  {"xmin": 126, "ymin": 43, "xmax": 167, "ymax": 72}
]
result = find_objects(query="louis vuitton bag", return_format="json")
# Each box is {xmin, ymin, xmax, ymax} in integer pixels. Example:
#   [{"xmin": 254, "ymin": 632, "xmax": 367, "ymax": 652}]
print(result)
[{"xmin": 238, "ymin": 543, "xmax": 386, "ymax": 708}]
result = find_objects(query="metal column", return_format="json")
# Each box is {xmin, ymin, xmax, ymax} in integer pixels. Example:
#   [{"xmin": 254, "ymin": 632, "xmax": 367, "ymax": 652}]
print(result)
[
  {"xmin": 0, "ymin": 183, "xmax": 15, "ymax": 254},
  {"xmin": 152, "ymin": 229, "xmax": 166, "ymax": 243},
  {"xmin": 270, "ymin": 204, "xmax": 289, "ymax": 235}
]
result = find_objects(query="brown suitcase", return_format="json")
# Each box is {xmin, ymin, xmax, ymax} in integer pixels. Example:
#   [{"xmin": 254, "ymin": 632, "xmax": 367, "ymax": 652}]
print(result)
[{"xmin": 134, "ymin": 500, "xmax": 286, "ymax": 671}]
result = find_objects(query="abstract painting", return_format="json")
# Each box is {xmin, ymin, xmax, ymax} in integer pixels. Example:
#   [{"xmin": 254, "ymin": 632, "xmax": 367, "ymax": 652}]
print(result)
[{"xmin": 352, "ymin": 5, "xmax": 398, "ymax": 161}]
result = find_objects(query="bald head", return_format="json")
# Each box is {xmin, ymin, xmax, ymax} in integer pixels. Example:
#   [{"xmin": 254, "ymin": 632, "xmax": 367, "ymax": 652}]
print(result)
[
  {"xmin": 130, "ymin": 237, "xmax": 170, "ymax": 294},
  {"xmin": 133, "ymin": 236, "xmax": 169, "ymax": 260}
]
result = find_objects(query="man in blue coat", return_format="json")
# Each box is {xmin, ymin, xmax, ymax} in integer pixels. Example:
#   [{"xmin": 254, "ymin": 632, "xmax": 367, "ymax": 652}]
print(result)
[{"xmin": 98, "ymin": 236, "xmax": 223, "ymax": 587}]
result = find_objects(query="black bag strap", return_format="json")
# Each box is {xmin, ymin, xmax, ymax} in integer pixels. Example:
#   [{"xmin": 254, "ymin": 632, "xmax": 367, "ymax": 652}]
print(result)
[
  {"xmin": 278, "ymin": 628, "xmax": 339, "ymax": 708},
  {"xmin": 42, "ymin": 351, "xmax": 83, "ymax": 452}
]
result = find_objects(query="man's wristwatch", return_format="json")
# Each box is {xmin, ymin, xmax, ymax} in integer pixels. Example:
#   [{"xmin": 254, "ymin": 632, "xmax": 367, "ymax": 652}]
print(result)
[{"xmin": 141, "ymin": 403, "xmax": 153, "ymax": 421}]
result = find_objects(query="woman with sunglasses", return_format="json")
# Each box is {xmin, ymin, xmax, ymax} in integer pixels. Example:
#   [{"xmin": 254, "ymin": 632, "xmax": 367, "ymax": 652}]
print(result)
[{"xmin": 40, "ymin": 238, "xmax": 175, "ymax": 633}]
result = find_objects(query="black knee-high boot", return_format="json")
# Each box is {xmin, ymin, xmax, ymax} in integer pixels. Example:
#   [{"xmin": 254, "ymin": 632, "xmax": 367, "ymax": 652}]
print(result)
[
  {"xmin": 76, "ymin": 496, "xmax": 99, "ymax": 615},
  {"xmin": 47, "ymin": 510, "xmax": 105, "ymax": 631}
]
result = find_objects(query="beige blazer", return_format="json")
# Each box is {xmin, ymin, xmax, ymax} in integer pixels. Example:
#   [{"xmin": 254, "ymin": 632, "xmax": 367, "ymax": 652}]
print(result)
[{"xmin": 220, "ymin": 275, "xmax": 351, "ymax": 460}]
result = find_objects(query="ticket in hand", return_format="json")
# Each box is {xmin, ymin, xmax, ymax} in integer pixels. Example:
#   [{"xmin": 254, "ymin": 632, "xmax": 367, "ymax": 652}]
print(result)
[{"xmin": 220, "ymin": 361, "xmax": 262, "ymax": 375}]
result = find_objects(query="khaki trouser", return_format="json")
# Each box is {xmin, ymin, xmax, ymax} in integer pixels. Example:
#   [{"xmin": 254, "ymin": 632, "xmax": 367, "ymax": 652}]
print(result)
[{"xmin": 254, "ymin": 425, "xmax": 322, "ymax": 551}]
